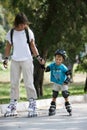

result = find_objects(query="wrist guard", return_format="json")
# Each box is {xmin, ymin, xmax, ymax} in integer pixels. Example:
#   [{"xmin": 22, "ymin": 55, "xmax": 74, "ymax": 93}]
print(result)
[
  {"xmin": 64, "ymin": 77, "xmax": 70, "ymax": 84},
  {"xmin": 36, "ymin": 55, "xmax": 42, "ymax": 61},
  {"xmin": 3, "ymin": 57, "xmax": 8, "ymax": 68}
]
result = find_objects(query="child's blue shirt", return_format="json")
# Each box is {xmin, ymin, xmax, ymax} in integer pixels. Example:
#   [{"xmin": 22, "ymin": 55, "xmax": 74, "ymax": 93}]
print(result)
[{"xmin": 48, "ymin": 62, "xmax": 68, "ymax": 85}]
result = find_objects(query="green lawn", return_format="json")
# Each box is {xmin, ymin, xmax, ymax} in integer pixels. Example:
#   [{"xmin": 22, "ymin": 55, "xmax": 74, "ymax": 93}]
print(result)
[{"xmin": 0, "ymin": 81, "xmax": 85, "ymax": 104}]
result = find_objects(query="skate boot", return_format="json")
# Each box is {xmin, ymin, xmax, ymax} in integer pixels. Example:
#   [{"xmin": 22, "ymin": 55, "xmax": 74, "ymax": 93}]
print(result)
[
  {"xmin": 28, "ymin": 98, "xmax": 37, "ymax": 117},
  {"xmin": 4, "ymin": 100, "xmax": 17, "ymax": 117},
  {"xmin": 65, "ymin": 101, "xmax": 72, "ymax": 116},
  {"xmin": 49, "ymin": 101, "xmax": 56, "ymax": 116}
]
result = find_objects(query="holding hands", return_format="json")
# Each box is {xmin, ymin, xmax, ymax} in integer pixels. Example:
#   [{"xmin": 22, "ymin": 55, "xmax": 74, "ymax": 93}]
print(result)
[{"xmin": 3, "ymin": 57, "xmax": 8, "ymax": 69}]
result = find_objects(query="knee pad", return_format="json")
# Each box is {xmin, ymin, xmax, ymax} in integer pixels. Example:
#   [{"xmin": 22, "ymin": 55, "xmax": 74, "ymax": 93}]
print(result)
[
  {"xmin": 52, "ymin": 90, "xmax": 58, "ymax": 98},
  {"xmin": 62, "ymin": 90, "xmax": 70, "ymax": 98}
]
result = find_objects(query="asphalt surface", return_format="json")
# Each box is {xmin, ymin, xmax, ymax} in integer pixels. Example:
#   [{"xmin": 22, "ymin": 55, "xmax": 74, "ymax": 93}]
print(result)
[{"xmin": 0, "ymin": 102, "xmax": 87, "ymax": 130}]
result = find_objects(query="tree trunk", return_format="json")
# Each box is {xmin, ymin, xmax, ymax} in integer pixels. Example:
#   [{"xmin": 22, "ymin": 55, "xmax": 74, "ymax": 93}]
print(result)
[
  {"xmin": 84, "ymin": 75, "xmax": 87, "ymax": 93},
  {"xmin": 34, "ymin": 60, "xmax": 44, "ymax": 97}
]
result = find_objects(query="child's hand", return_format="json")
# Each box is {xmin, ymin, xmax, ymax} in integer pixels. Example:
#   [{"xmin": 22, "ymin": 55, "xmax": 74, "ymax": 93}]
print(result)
[{"xmin": 45, "ymin": 66, "xmax": 50, "ymax": 72}]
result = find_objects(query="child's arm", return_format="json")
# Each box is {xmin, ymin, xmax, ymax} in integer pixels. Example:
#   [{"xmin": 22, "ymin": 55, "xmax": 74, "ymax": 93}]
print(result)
[{"xmin": 40, "ymin": 64, "xmax": 50, "ymax": 72}]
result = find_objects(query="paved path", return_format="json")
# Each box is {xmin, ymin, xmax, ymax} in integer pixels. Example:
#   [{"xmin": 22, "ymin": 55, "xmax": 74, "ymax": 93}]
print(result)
[{"xmin": 0, "ymin": 103, "xmax": 87, "ymax": 130}]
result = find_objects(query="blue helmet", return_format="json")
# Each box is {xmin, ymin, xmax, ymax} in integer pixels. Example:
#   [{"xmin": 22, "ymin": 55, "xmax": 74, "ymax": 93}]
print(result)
[{"xmin": 54, "ymin": 49, "xmax": 67, "ymax": 60}]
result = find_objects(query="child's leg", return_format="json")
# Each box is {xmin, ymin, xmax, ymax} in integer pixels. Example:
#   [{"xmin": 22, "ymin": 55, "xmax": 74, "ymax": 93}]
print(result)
[
  {"xmin": 49, "ymin": 90, "xmax": 59, "ymax": 116},
  {"xmin": 62, "ymin": 90, "xmax": 72, "ymax": 115},
  {"xmin": 65, "ymin": 99, "xmax": 72, "ymax": 115}
]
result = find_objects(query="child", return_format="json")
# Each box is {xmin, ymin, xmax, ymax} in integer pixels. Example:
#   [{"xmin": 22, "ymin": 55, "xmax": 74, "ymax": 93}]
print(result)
[{"xmin": 45, "ymin": 49, "xmax": 72, "ymax": 116}]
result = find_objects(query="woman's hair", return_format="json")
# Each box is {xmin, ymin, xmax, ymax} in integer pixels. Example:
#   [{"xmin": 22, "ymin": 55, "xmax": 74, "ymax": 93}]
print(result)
[{"xmin": 14, "ymin": 12, "xmax": 29, "ymax": 27}]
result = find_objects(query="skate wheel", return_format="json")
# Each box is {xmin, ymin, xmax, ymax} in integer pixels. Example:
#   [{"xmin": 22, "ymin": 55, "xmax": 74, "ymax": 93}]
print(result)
[
  {"xmin": 33, "ymin": 114, "xmax": 37, "ymax": 117},
  {"xmin": 49, "ymin": 112, "xmax": 56, "ymax": 116},
  {"xmin": 49, "ymin": 113, "xmax": 52, "ymax": 116},
  {"xmin": 28, "ymin": 114, "xmax": 37, "ymax": 118},
  {"xmin": 4, "ymin": 112, "xmax": 17, "ymax": 117},
  {"xmin": 4, "ymin": 113, "xmax": 8, "ymax": 117},
  {"xmin": 4, "ymin": 112, "xmax": 10, "ymax": 117},
  {"xmin": 49, "ymin": 113, "xmax": 55, "ymax": 116},
  {"xmin": 69, "ymin": 112, "xmax": 72, "ymax": 116}
]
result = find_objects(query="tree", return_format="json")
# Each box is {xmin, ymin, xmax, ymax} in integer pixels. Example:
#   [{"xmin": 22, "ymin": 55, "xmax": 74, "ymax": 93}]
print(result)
[
  {"xmin": 0, "ymin": 4, "xmax": 7, "ymax": 54},
  {"xmin": 75, "ymin": 54, "xmax": 87, "ymax": 93},
  {"xmin": 32, "ymin": 0, "xmax": 87, "ymax": 96}
]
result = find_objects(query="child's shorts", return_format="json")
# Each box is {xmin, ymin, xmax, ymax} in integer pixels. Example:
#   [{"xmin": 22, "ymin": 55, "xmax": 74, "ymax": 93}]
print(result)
[{"xmin": 52, "ymin": 83, "xmax": 68, "ymax": 91}]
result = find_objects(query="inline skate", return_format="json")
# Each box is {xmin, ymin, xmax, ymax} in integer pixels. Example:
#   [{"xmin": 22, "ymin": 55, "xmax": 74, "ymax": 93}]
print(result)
[
  {"xmin": 4, "ymin": 100, "xmax": 17, "ymax": 117},
  {"xmin": 28, "ymin": 98, "xmax": 37, "ymax": 117},
  {"xmin": 49, "ymin": 101, "xmax": 56, "ymax": 116},
  {"xmin": 65, "ymin": 101, "xmax": 72, "ymax": 116}
]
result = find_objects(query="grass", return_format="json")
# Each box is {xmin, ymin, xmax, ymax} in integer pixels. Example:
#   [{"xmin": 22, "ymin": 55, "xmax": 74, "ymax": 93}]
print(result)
[{"xmin": 0, "ymin": 81, "xmax": 85, "ymax": 104}]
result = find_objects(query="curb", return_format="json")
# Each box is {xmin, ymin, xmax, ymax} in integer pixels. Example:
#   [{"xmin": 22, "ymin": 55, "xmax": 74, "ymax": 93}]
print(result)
[{"xmin": 0, "ymin": 94, "xmax": 87, "ymax": 117}]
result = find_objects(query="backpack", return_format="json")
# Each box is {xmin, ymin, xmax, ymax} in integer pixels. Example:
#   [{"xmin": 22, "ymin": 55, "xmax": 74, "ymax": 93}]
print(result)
[{"xmin": 10, "ymin": 27, "xmax": 32, "ymax": 54}]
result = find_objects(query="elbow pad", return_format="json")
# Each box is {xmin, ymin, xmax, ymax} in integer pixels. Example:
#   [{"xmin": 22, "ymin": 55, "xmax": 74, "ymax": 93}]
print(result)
[{"xmin": 65, "ymin": 70, "xmax": 72, "ymax": 76}]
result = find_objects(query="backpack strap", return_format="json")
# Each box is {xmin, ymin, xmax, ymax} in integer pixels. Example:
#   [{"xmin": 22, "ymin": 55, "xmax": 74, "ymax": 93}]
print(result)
[
  {"xmin": 24, "ymin": 27, "xmax": 29, "ymax": 44},
  {"xmin": 24, "ymin": 27, "xmax": 32, "ymax": 54},
  {"xmin": 10, "ymin": 28, "xmax": 14, "ymax": 45}
]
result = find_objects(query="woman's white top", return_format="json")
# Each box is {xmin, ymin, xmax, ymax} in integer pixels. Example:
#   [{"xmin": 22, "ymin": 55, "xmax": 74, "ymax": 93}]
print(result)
[{"xmin": 6, "ymin": 28, "xmax": 34, "ymax": 61}]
